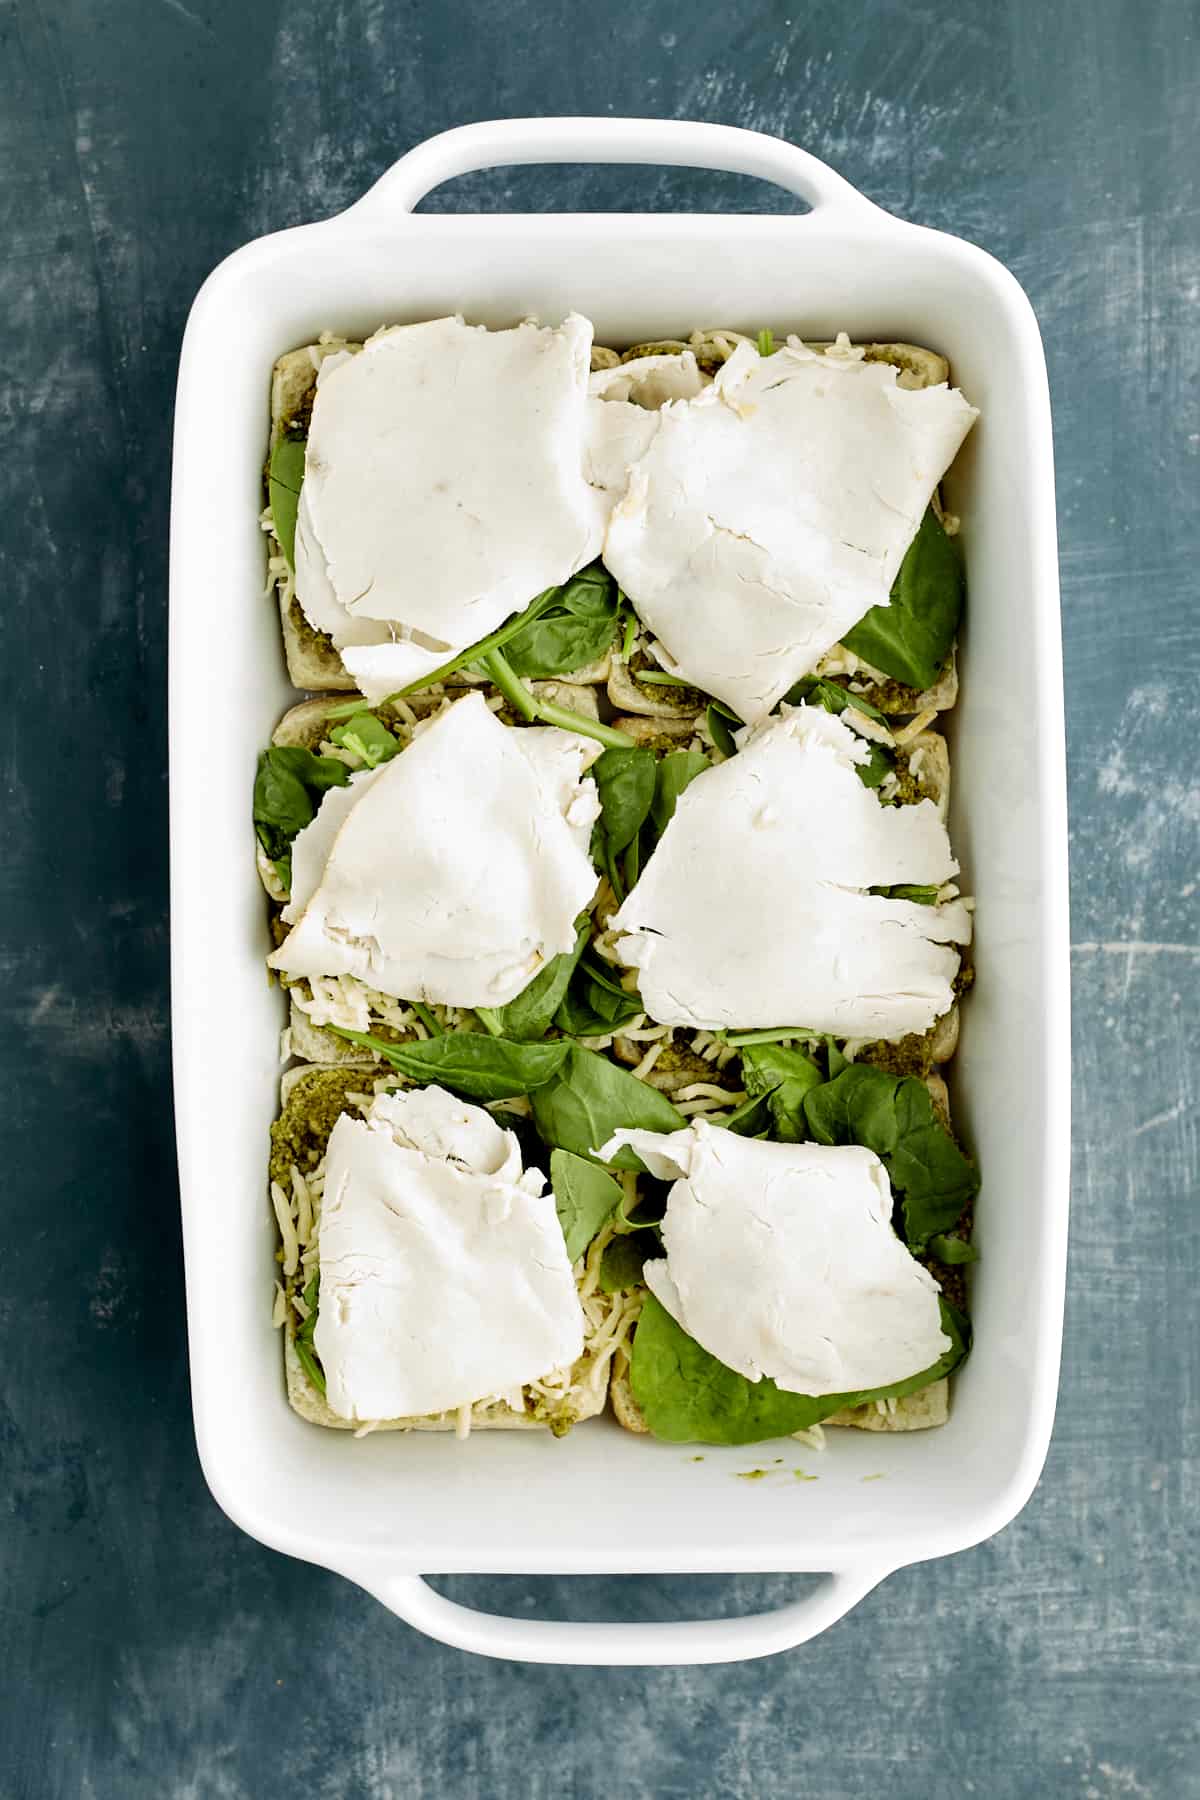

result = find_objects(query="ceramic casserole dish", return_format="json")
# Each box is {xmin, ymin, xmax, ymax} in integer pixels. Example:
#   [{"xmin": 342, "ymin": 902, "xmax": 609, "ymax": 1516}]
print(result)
[{"xmin": 169, "ymin": 117, "xmax": 1069, "ymax": 1665}]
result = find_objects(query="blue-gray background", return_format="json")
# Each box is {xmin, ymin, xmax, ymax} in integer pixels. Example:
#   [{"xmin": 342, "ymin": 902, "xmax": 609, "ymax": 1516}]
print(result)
[{"xmin": 3, "ymin": 1, "xmax": 1197, "ymax": 1795}]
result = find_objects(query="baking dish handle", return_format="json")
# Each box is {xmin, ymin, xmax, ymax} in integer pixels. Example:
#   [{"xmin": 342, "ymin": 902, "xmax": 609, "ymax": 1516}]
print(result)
[
  {"xmin": 350, "ymin": 1565, "xmax": 892, "ymax": 1666},
  {"xmin": 344, "ymin": 117, "xmax": 883, "ymax": 220}
]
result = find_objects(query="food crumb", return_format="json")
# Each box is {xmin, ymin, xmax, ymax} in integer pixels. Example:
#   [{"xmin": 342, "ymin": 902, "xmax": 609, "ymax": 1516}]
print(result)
[
  {"xmin": 861, "ymin": 1473, "xmax": 885, "ymax": 1482},
  {"xmin": 792, "ymin": 1470, "xmax": 818, "ymax": 1482},
  {"xmin": 689, "ymin": 1455, "xmax": 705, "ymax": 1463},
  {"xmin": 736, "ymin": 1468, "xmax": 770, "ymax": 1481}
]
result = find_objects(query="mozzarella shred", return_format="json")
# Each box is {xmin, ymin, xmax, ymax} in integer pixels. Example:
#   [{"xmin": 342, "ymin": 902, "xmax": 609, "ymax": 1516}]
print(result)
[
  {"xmin": 292, "ymin": 314, "xmax": 605, "ymax": 701},
  {"xmin": 610, "ymin": 704, "xmax": 972, "ymax": 1039},
  {"xmin": 597, "ymin": 1122, "xmax": 950, "ymax": 1396},
  {"xmin": 268, "ymin": 694, "xmax": 600, "ymax": 1009},
  {"xmin": 315, "ymin": 1086, "xmax": 585, "ymax": 1422},
  {"xmin": 602, "ymin": 336, "xmax": 978, "ymax": 724}
]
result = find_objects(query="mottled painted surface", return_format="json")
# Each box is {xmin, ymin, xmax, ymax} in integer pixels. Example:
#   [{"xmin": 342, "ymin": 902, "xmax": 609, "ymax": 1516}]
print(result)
[{"xmin": 1, "ymin": 1, "xmax": 1197, "ymax": 1795}]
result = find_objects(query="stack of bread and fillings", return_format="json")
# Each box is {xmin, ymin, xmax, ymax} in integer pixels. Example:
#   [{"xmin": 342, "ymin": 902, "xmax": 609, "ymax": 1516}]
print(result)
[{"xmin": 255, "ymin": 317, "xmax": 980, "ymax": 1446}]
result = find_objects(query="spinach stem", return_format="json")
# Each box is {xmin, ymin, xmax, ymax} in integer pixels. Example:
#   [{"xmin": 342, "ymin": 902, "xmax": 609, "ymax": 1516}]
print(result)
[
  {"xmin": 411, "ymin": 1001, "xmax": 442, "ymax": 1037},
  {"xmin": 725, "ymin": 1027, "xmax": 811, "ymax": 1047},
  {"xmin": 480, "ymin": 648, "xmax": 636, "ymax": 750},
  {"xmin": 321, "ymin": 584, "xmax": 565, "ymax": 719},
  {"xmin": 633, "ymin": 669, "xmax": 693, "ymax": 688}
]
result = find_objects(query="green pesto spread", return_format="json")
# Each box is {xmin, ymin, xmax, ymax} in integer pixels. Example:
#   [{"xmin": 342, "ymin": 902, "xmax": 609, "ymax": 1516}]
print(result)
[
  {"xmin": 526, "ymin": 1392, "xmax": 578, "ymax": 1437},
  {"xmin": 626, "ymin": 652, "xmax": 704, "ymax": 714},
  {"xmin": 853, "ymin": 672, "xmax": 944, "ymax": 715},
  {"xmin": 268, "ymin": 1066, "xmax": 370, "ymax": 1191},
  {"xmin": 286, "ymin": 596, "xmax": 340, "ymax": 666},
  {"xmin": 620, "ymin": 341, "xmax": 687, "ymax": 363}
]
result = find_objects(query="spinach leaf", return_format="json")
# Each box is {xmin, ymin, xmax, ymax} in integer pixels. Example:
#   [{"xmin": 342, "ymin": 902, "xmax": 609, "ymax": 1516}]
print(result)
[
  {"xmin": 841, "ymin": 507, "xmax": 964, "ymax": 691},
  {"xmin": 590, "ymin": 745, "xmax": 658, "ymax": 899},
  {"xmin": 928, "ymin": 1234, "xmax": 979, "ymax": 1266},
  {"xmin": 253, "ymin": 745, "xmax": 349, "ymax": 862},
  {"xmin": 706, "ymin": 702, "xmax": 740, "ymax": 760},
  {"xmin": 629, "ymin": 1292, "xmax": 970, "ymax": 1445},
  {"xmin": 649, "ymin": 751, "xmax": 709, "ymax": 838},
  {"xmin": 553, "ymin": 954, "xmax": 644, "ymax": 1038},
  {"xmin": 268, "ymin": 434, "xmax": 305, "ymax": 569},
  {"xmin": 503, "ymin": 562, "xmax": 620, "ymax": 677},
  {"xmin": 599, "ymin": 1230, "xmax": 659, "ymax": 1294},
  {"xmin": 870, "ymin": 883, "xmax": 940, "ymax": 904},
  {"xmin": 294, "ymin": 1271, "xmax": 325, "ymax": 1393},
  {"xmin": 531, "ymin": 1045, "xmax": 685, "ymax": 1171},
  {"xmin": 803, "ymin": 1063, "xmax": 979, "ymax": 1247},
  {"xmin": 591, "ymin": 747, "xmax": 657, "ymax": 853},
  {"xmin": 268, "ymin": 745, "xmax": 352, "ymax": 794},
  {"xmin": 476, "ymin": 918, "xmax": 589, "ymax": 1041},
  {"xmin": 855, "ymin": 742, "xmax": 894, "ymax": 790},
  {"xmin": 782, "ymin": 677, "xmax": 894, "ymax": 788},
  {"xmin": 717, "ymin": 1093, "xmax": 772, "ymax": 1137},
  {"xmin": 549, "ymin": 1149, "xmax": 622, "ymax": 1262},
  {"xmin": 785, "ymin": 676, "xmax": 886, "ymax": 722},
  {"xmin": 328, "ymin": 1028, "xmax": 569, "ymax": 1102},
  {"xmin": 329, "ymin": 711, "xmax": 401, "ymax": 768},
  {"xmin": 739, "ymin": 1042, "xmax": 824, "ymax": 1143}
]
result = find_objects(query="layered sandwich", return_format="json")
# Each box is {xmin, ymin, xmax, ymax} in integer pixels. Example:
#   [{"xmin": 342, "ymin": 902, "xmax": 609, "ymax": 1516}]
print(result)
[{"xmin": 258, "ymin": 313, "xmax": 980, "ymax": 1444}]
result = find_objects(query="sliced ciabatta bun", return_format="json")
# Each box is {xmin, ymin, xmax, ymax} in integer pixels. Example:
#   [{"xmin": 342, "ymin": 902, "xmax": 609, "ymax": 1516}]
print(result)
[
  {"xmin": 273, "ymin": 1063, "xmax": 613, "ymax": 1435},
  {"xmin": 607, "ymin": 1070, "xmax": 967, "ymax": 1438}
]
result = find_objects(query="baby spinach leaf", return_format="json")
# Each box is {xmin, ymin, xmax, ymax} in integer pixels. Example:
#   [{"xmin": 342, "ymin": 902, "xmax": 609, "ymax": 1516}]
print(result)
[
  {"xmin": 550, "ymin": 1149, "xmax": 622, "ymax": 1262},
  {"xmin": 591, "ymin": 747, "xmax": 657, "ymax": 854},
  {"xmin": 629, "ymin": 1292, "xmax": 970, "ymax": 1445},
  {"xmin": 268, "ymin": 745, "xmax": 352, "ymax": 794},
  {"xmin": 738, "ymin": 1042, "xmax": 824, "ymax": 1143},
  {"xmin": 294, "ymin": 1336, "xmax": 326, "ymax": 1394},
  {"xmin": 871, "ymin": 883, "xmax": 940, "ymax": 904},
  {"xmin": 928, "ymin": 1234, "xmax": 979, "ymax": 1265},
  {"xmin": 328, "ymin": 1028, "xmax": 569, "ymax": 1101},
  {"xmin": 599, "ymin": 1229, "xmax": 659, "ymax": 1294},
  {"xmin": 856, "ymin": 742, "xmax": 894, "ymax": 789},
  {"xmin": 706, "ymin": 702, "xmax": 740, "ymax": 760},
  {"xmin": 293, "ymin": 1272, "xmax": 325, "ymax": 1393},
  {"xmin": 717, "ymin": 1093, "xmax": 772, "ymax": 1137},
  {"xmin": 782, "ymin": 678, "xmax": 893, "ymax": 788},
  {"xmin": 841, "ymin": 507, "xmax": 964, "ymax": 691},
  {"xmin": 476, "ymin": 918, "xmax": 589, "ymax": 1041},
  {"xmin": 613, "ymin": 1175, "xmax": 666, "ymax": 1234},
  {"xmin": 253, "ymin": 745, "xmax": 349, "ymax": 861},
  {"xmin": 802, "ymin": 1063, "xmax": 979, "ymax": 1247},
  {"xmin": 253, "ymin": 755, "xmax": 311, "ymax": 853},
  {"xmin": 785, "ymin": 676, "xmax": 886, "ymax": 722},
  {"xmin": 268, "ymin": 434, "xmax": 305, "ymax": 569},
  {"xmin": 553, "ymin": 955, "xmax": 644, "ymax": 1038},
  {"xmin": 329, "ymin": 711, "xmax": 400, "ymax": 768},
  {"xmin": 650, "ymin": 751, "xmax": 709, "ymax": 838},
  {"xmin": 739, "ymin": 1042, "xmax": 824, "ymax": 1100},
  {"xmin": 531, "ymin": 1045, "xmax": 685, "ymax": 1171},
  {"xmin": 503, "ymin": 562, "xmax": 620, "ymax": 677}
]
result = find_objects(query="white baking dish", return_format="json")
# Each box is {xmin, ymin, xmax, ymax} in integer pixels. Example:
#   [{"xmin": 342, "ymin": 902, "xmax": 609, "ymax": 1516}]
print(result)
[{"xmin": 169, "ymin": 118, "xmax": 1069, "ymax": 1666}]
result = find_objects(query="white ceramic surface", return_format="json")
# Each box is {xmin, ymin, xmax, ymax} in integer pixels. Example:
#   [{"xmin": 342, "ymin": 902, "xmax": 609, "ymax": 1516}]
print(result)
[{"xmin": 169, "ymin": 117, "xmax": 1069, "ymax": 1666}]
